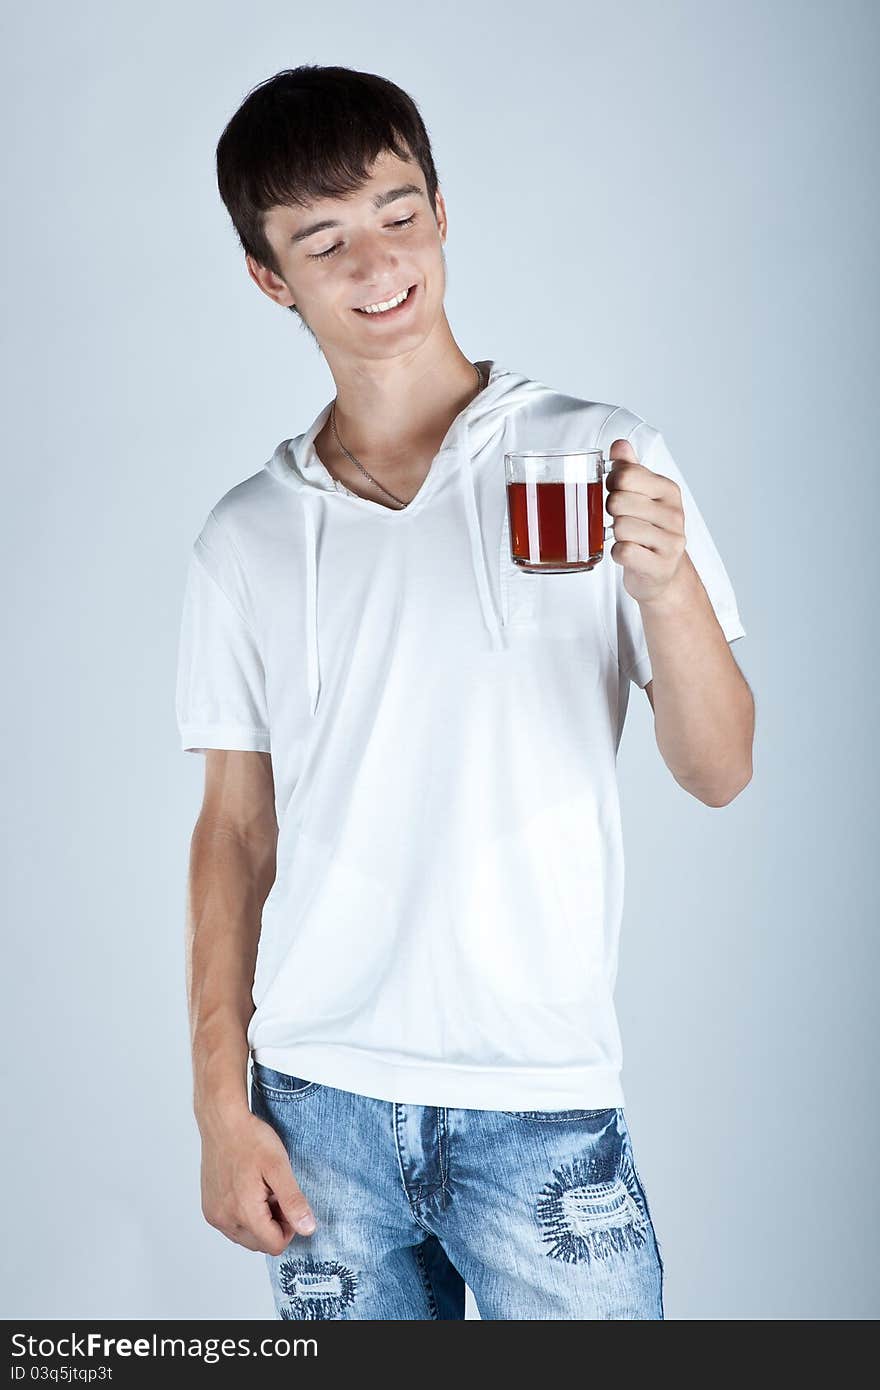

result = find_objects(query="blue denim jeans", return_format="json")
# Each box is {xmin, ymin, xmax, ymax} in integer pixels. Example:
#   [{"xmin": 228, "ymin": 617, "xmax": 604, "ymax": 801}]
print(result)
[{"xmin": 250, "ymin": 1062, "xmax": 665, "ymax": 1320}]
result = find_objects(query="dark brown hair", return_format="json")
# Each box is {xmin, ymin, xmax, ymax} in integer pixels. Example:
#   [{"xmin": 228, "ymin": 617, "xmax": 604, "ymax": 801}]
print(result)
[{"xmin": 216, "ymin": 65, "xmax": 441, "ymax": 298}]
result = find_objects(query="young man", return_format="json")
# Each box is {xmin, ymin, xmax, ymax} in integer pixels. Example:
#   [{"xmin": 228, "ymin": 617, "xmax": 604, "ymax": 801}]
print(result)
[{"xmin": 175, "ymin": 65, "xmax": 754, "ymax": 1321}]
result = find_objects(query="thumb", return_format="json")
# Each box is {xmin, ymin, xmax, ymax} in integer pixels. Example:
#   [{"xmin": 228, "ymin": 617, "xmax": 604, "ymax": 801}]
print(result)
[
  {"xmin": 267, "ymin": 1156, "xmax": 318, "ymax": 1235},
  {"xmin": 608, "ymin": 437, "xmax": 639, "ymax": 466}
]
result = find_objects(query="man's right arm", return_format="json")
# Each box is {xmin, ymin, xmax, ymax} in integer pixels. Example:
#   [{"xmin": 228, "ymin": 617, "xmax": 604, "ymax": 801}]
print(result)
[
  {"xmin": 186, "ymin": 748, "xmax": 277, "ymax": 1134},
  {"xmin": 184, "ymin": 748, "xmax": 318, "ymax": 1250}
]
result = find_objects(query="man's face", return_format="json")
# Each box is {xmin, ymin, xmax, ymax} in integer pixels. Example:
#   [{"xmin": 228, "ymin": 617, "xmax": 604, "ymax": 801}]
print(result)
[{"xmin": 252, "ymin": 148, "xmax": 448, "ymax": 362}]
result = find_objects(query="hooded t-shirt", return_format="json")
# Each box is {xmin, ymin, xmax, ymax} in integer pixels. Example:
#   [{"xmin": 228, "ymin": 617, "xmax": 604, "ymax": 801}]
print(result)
[{"xmin": 175, "ymin": 359, "xmax": 747, "ymax": 1110}]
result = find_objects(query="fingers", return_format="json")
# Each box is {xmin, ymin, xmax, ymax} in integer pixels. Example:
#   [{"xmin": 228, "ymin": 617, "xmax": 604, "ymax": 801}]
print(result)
[
  {"xmin": 610, "ymin": 514, "xmax": 687, "ymax": 556},
  {"xmin": 211, "ymin": 1189, "xmax": 313, "ymax": 1257},
  {"xmin": 233, "ymin": 1155, "xmax": 318, "ymax": 1256},
  {"xmin": 225, "ymin": 1167, "xmax": 317, "ymax": 1256},
  {"xmin": 202, "ymin": 1133, "xmax": 319, "ymax": 1256},
  {"xmin": 241, "ymin": 1198, "xmax": 297, "ymax": 1257},
  {"xmin": 264, "ymin": 1153, "xmax": 318, "ymax": 1238},
  {"xmin": 607, "ymin": 448, "xmax": 681, "ymax": 507},
  {"xmin": 607, "ymin": 491, "xmax": 684, "ymax": 533}
]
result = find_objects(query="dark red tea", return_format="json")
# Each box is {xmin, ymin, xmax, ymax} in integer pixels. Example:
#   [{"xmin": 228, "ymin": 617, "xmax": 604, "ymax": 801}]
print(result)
[{"xmin": 506, "ymin": 479, "xmax": 605, "ymax": 572}]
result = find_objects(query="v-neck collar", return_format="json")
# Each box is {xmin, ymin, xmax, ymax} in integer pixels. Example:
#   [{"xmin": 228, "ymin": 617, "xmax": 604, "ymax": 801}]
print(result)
[{"xmin": 298, "ymin": 359, "xmax": 497, "ymax": 519}]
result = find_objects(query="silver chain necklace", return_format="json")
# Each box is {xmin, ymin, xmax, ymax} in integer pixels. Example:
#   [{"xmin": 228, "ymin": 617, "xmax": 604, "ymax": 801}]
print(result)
[{"xmin": 328, "ymin": 361, "xmax": 485, "ymax": 509}]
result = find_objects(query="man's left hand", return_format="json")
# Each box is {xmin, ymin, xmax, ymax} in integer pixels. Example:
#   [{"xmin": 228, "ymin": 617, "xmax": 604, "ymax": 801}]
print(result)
[{"xmin": 605, "ymin": 438, "xmax": 687, "ymax": 605}]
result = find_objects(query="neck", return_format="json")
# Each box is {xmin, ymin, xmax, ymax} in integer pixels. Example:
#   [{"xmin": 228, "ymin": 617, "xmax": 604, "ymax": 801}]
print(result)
[{"xmin": 324, "ymin": 338, "xmax": 484, "ymax": 464}]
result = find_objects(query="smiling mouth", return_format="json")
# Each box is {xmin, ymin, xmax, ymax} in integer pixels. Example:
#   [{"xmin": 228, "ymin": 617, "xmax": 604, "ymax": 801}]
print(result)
[{"xmin": 352, "ymin": 284, "xmax": 418, "ymax": 316}]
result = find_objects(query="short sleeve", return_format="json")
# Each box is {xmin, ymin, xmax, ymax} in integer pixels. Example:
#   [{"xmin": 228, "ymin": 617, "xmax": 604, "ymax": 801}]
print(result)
[
  {"xmin": 174, "ymin": 515, "xmax": 271, "ymax": 754},
  {"xmin": 615, "ymin": 428, "xmax": 747, "ymax": 689}
]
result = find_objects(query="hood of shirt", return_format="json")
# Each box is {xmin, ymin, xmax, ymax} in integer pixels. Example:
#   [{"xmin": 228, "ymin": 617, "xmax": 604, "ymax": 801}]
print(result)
[{"xmin": 263, "ymin": 361, "xmax": 555, "ymax": 715}]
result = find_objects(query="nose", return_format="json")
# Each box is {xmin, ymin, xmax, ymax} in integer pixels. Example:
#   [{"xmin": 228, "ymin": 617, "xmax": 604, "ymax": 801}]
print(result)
[
  {"xmin": 349, "ymin": 239, "xmax": 405, "ymax": 294},
  {"xmin": 353, "ymin": 265, "xmax": 403, "ymax": 293}
]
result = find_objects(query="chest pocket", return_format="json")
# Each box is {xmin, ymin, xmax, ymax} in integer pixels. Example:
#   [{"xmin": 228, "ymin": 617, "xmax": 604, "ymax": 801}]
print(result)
[
  {"xmin": 500, "ymin": 559, "xmax": 540, "ymax": 627},
  {"xmin": 499, "ymin": 497, "xmax": 538, "ymax": 626},
  {"xmin": 498, "ymin": 498, "xmax": 606, "ymax": 642}
]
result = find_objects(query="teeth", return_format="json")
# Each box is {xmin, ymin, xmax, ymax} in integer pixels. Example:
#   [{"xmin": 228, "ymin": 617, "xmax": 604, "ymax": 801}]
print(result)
[{"xmin": 357, "ymin": 286, "xmax": 410, "ymax": 314}]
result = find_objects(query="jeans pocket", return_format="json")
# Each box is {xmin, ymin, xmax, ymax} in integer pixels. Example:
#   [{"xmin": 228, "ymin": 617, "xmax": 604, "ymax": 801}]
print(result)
[
  {"xmin": 501, "ymin": 1106, "xmax": 618, "ymax": 1122},
  {"xmin": 251, "ymin": 1061, "xmax": 324, "ymax": 1099}
]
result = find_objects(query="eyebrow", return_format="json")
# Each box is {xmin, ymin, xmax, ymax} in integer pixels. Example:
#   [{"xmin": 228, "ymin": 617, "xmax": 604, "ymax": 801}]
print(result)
[{"xmin": 289, "ymin": 184, "xmax": 425, "ymax": 244}]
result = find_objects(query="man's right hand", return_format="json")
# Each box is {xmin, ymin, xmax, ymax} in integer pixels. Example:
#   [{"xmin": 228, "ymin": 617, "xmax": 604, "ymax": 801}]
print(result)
[{"xmin": 199, "ymin": 1105, "xmax": 318, "ymax": 1255}]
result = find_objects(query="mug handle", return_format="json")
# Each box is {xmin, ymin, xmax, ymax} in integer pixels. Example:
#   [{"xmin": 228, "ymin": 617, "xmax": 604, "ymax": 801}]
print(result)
[{"xmin": 601, "ymin": 455, "xmax": 616, "ymax": 543}]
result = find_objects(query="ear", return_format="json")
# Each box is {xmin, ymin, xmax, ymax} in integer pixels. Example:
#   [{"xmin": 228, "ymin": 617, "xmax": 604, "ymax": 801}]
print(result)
[
  {"xmin": 246, "ymin": 253, "xmax": 295, "ymax": 309},
  {"xmin": 434, "ymin": 186, "xmax": 448, "ymax": 242}
]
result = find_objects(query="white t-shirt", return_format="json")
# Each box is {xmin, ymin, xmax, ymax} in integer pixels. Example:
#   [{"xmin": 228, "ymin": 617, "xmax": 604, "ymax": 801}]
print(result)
[{"xmin": 175, "ymin": 360, "xmax": 746, "ymax": 1110}]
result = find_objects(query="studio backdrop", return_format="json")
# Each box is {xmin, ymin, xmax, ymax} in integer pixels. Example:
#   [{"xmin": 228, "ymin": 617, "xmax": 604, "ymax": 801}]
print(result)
[{"xmin": 2, "ymin": 0, "xmax": 877, "ymax": 1320}]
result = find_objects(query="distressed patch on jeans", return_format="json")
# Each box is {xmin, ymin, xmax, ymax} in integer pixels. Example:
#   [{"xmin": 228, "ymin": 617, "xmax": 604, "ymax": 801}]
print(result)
[
  {"xmin": 276, "ymin": 1255, "xmax": 359, "ymax": 1319},
  {"xmin": 536, "ymin": 1148, "xmax": 649, "ymax": 1264}
]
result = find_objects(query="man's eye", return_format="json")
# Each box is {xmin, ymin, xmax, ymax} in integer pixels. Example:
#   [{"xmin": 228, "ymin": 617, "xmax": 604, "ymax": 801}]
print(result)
[{"xmin": 309, "ymin": 213, "xmax": 417, "ymax": 262}]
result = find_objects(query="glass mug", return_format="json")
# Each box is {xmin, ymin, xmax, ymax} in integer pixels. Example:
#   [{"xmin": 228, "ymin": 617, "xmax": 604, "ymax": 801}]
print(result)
[{"xmin": 504, "ymin": 449, "xmax": 616, "ymax": 574}]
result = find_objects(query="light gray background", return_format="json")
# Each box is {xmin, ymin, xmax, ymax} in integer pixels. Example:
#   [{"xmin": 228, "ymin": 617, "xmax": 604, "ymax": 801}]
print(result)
[{"xmin": 3, "ymin": 0, "xmax": 877, "ymax": 1320}]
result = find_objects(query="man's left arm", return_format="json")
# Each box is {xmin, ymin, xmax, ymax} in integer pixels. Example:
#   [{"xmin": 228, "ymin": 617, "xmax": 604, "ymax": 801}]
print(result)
[{"xmin": 607, "ymin": 438, "xmax": 755, "ymax": 808}]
